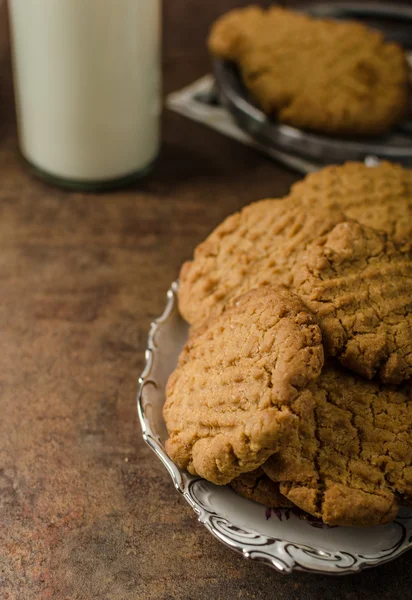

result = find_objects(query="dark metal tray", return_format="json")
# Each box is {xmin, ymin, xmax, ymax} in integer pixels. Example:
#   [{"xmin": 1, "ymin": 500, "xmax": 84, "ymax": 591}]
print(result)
[{"xmin": 214, "ymin": 2, "xmax": 412, "ymax": 166}]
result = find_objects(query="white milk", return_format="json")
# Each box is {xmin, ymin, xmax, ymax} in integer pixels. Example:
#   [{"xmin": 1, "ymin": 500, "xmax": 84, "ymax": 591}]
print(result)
[{"xmin": 8, "ymin": 0, "xmax": 161, "ymax": 184}]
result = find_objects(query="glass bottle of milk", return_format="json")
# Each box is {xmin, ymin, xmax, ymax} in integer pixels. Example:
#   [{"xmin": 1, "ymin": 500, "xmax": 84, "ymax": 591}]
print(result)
[{"xmin": 8, "ymin": 0, "xmax": 161, "ymax": 190}]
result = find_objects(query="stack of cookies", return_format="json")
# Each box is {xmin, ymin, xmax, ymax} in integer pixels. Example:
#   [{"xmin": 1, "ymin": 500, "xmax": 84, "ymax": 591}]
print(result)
[{"xmin": 163, "ymin": 162, "xmax": 412, "ymax": 527}]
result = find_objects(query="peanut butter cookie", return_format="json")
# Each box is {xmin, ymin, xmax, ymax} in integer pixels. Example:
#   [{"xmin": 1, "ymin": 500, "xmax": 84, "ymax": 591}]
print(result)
[
  {"xmin": 209, "ymin": 6, "xmax": 408, "ymax": 135},
  {"xmin": 291, "ymin": 162, "xmax": 412, "ymax": 245},
  {"xmin": 293, "ymin": 221, "xmax": 412, "ymax": 384},
  {"xmin": 164, "ymin": 286, "xmax": 323, "ymax": 485},
  {"xmin": 263, "ymin": 364, "xmax": 412, "ymax": 527},
  {"xmin": 178, "ymin": 198, "xmax": 345, "ymax": 328},
  {"xmin": 230, "ymin": 468, "xmax": 293, "ymax": 508}
]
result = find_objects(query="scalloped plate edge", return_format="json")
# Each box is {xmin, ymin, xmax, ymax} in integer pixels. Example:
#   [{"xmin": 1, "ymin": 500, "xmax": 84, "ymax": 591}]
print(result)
[{"xmin": 137, "ymin": 282, "xmax": 412, "ymax": 575}]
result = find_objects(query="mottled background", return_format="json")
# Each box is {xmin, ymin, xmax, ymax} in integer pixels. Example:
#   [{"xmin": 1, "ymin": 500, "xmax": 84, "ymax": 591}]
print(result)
[{"xmin": 1, "ymin": 2, "xmax": 412, "ymax": 599}]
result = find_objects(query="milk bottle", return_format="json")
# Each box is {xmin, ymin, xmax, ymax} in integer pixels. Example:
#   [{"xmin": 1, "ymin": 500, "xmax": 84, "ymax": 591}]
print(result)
[{"xmin": 8, "ymin": 0, "xmax": 161, "ymax": 189}]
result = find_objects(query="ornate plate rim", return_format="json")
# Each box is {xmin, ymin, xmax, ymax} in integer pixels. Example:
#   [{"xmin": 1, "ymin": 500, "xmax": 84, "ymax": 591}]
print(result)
[{"xmin": 137, "ymin": 281, "xmax": 412, "ymax": 575}]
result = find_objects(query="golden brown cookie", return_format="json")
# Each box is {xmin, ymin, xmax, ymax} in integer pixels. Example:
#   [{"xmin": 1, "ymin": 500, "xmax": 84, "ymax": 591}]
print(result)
[
  {"xmin": 230, "ymin": 468, "xmax": 294, "ymax": 508},
  {"xmin": 209, "ymin": 6, "xmax": 408, "ymax": 135},
  {"xmin": 178, "ymin": 198, "xmax": 345, "ymax": 328},
  {"xmin": 291, "ymin": 162, "xmax": 412, "ymax": 245},
  {"xmin": 293, "ymin": 221, "xmax": 412, "ymax": 384},
  {"xmin": 263, "ymin": 364, "xmax": 412, "ymax": 527},
  {"xmin": 163, "ymin": 286, "xmax": 324, "ymax": 485}
]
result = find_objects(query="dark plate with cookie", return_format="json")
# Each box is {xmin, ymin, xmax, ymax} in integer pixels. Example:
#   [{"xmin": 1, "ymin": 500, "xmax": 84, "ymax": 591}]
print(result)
[{"xmin": 212, "ymin": 3, "xmax": 412, "ymax": 165}]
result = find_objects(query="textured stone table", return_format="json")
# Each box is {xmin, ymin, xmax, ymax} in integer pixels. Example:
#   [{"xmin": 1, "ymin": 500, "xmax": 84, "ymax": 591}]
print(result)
[{"xmin": 1, "ymin": 2, "xmax": 412, "ymax": 599}]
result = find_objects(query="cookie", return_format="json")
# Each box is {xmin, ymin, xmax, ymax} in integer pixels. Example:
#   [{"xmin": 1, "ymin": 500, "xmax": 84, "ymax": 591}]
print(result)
[
  {"xmin": 209, "ymin": 6, "xmax": 408, "ymax": 136},
  {"xmin": 230, "ymin": 468, "xmax": 293, "ymax": 508},
  {"xmin": 163, "ymin": 286, "xmax": 324, "ymax": 485},
  {"xmin": 293, "ymin": 221, "xmax": 412, "ymax": 384},
  {"xmin": 263, "ymin": 364, "xmax": 412, "ymax": 527},
  {"xmin": 291, "ymin": 162, "xmax": 412, "ymax": 245},
  {"xmin": 178, "ymin": 198, "xmax": 345, "ymax": 327}
]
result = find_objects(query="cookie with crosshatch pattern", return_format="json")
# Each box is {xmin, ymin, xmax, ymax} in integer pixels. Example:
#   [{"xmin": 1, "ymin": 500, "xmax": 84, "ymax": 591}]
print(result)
[
  {"xmin": 178, "ymin": 198, "xmax": 345, "ymax": 328},
  {"xmin": 291, "ymin": 161, "xmax": 412, "ymax": 246},
  {"xmin": 263, "ymin": 364, "xmax": 412, "ymax": 527},
  {"xmin": 164, "ymin": 286, "xmax": 323, "ymax": 485},
  {"xmin": 292, "ymin": 220, "xmax": 412, "ymax": 384}
]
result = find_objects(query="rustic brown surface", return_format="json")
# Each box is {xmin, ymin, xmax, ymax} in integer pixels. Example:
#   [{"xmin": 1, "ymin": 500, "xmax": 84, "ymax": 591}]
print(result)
[{"xmin": 1, "ymin": 2, "xmax": 412, "ymax": 599}]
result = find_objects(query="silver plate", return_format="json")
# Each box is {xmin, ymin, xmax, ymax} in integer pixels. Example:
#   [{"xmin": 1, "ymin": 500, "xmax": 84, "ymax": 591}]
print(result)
[{"xmin": 137, "ymin": 282, "xmax": 412, "ymax": 575}]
